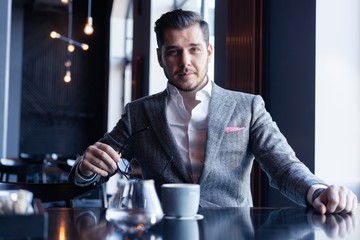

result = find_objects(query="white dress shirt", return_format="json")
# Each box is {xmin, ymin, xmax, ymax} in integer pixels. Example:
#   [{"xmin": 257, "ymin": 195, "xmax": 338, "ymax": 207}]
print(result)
[{"xmin": 166, "ymin": 80, "xmax": 212, "ymax": 183}]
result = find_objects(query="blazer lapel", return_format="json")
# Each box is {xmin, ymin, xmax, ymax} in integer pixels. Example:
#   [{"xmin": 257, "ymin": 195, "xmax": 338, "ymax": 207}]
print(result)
[
  {"xmin": 198, "ymin": 84, "xmax": 237, "ymax": 183},
  {"xmin": 143, "ymin": 91, "xmax": 193, "ymax": 182}
]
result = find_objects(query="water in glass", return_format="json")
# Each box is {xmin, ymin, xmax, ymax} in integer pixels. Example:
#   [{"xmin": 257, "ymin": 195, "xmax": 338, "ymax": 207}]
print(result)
[{"xmin": 106, "ymin": 179, "xmax": 163, "ymax": 233}]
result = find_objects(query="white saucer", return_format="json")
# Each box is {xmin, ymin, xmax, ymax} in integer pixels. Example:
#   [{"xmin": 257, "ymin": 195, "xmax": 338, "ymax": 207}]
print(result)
[{"xmin": 164, "ymin": 214, "xmax": 204, "ymax": 220}]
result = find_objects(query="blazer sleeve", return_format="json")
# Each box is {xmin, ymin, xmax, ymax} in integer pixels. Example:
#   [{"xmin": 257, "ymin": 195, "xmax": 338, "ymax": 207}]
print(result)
[
  {"xmin": 68, "ymin": 102, "xmax": 134, "ymax": 187},
  {"xmin": 68, "ymin": 156, "xmax": 109, "ymax": 187},
  {"xmin": 249, "ymin": 95, "xmax": 327, "ymax": 206}
]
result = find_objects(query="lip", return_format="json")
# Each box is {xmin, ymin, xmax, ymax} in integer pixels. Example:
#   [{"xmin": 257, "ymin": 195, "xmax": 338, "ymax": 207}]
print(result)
[{"xmin": 177, "ymin": 71, "xmax": 194, "ymax": 77}]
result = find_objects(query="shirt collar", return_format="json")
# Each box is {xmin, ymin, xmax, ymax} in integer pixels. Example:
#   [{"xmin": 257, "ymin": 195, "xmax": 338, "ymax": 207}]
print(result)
[{"xmin": 166, "ymin": 78, "xmax": 212, "ymax": 99}]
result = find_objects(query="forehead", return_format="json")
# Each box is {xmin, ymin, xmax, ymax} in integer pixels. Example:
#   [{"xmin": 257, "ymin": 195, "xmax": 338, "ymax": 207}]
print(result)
[{"xmin": 162, "ymin": 24, "xmax": 206, "ymax": 47}]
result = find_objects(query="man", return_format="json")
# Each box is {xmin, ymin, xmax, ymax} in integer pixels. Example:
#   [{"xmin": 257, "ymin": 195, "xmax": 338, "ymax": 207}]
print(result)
[{"xmin": 69, "ymin": 9, "xmax": 357, "ymax": 214}]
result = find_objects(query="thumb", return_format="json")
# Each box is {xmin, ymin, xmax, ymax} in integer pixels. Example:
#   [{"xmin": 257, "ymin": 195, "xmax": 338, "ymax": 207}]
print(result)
[{"xmin": 312, "ymin": 196, "xmax": 327, "ymax": 214}]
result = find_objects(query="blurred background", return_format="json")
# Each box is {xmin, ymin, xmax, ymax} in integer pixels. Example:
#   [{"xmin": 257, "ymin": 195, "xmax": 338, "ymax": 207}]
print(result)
[{"xmin": 1, "ymin": 0, "xmax": 359, "ymax": 207}]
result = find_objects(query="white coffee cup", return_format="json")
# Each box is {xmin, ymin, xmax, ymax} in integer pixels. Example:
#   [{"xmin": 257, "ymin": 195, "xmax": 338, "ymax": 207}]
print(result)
[{"xmin": 161, "ymin": 183, "xmax": 200, "ymax": 217}]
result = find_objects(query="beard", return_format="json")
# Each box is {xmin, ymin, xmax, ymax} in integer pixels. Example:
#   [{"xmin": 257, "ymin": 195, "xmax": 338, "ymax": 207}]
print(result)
[{"xmin": 165, "ymin": 66, "xmax": 209, "ymax": 92}]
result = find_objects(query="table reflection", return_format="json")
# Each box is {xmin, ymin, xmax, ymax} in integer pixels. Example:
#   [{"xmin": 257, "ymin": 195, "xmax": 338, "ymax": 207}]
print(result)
[
  {"xmin": 198, "ymin": 207, "xmax": 358, "ymax": 240},
  {"xmin": 252, "ymin": 208, "xmax": 357, "ymax": 239},
  {"xmin": 46, "ymin": 207, "xmax": 359, "ymax": 240}
]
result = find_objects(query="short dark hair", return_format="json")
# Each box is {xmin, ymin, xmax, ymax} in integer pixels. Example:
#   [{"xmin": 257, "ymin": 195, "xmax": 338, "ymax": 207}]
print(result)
[{"xmin": 154, "ymin": 9, "xmax": 210, "ymax": 48}]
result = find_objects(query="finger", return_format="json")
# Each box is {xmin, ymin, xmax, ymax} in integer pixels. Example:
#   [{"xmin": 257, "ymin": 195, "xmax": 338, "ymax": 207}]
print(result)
[
  {"xmin": 92, "ymin": 142, "xmax": 119, "ymax": 172},
  {"xmin": 342, "ymin": 193, "xmax": 352, "ymax": 213},
  {"xmin": 342, "ymin": 192, "xmax": 355, "ymax": 213},
  {"xmin": 334, "ymin": 187, "xmax": 347, "ymax": 213},
  {"xmin": 351, "ymin": 195, "xmax": 358, "ymax": 213},
  {"xmin": 83, "ymin": 144, "xmax": 118, "ymax": 175},
  {"xmin": 331, "ymin": 187, "xmax": 357, "ymax": 214},
  {"xmin": 313, "ymin": 197, "xmax": 327, "ymax": 214},
  {"xmin": 81, "ymin": 156, "xmax": 109, "ymax": 177},
  {"xmin": 95, "ymin": 142, "xmax": 121, "ymax": 162},
  {"xmin": 323, "ymin": 186, "xmax": 340, "ymax": 213}
]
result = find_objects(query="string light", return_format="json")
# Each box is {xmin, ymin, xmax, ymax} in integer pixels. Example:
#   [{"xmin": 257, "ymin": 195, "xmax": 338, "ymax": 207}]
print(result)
[
  {"xmin": 84, "ymin": 17, "xmax": 94, "ymax": 35},
  {"xmin": 49, "ymin": 0, "xmax": 91, "ymax": 83},
  {"xmin": 81, "ymin": 43, "xmax": 89, "ymax": 51},
  {"xmin": 67, "ymin": 44, "xmax": 75, "ymax": 53},
  {"xmin": 50, "ymin": 31, "xmax": 89, "ymax": 52},
  {"xmin": 50, "ymin": 31, "xmax": 60, "ymax": 39},
  {"xmin": 84, "ymin": 0, "xmax": 94, "ymax": 35},
  {"xmin": 64, "ymin": 70, "xmax": 71, "ymax": 83}
]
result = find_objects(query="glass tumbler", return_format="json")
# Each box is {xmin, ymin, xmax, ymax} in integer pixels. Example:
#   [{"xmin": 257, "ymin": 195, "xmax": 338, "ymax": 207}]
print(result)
[{"xmin": 106, "ymin": 179, "xmax": 164, "ymax": 233}]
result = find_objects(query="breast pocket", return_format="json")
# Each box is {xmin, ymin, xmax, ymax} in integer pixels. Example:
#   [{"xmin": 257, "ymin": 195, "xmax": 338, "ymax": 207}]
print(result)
[{"xmin": 223, "ymin": 128, "xmax": 247, "ymax": 143}]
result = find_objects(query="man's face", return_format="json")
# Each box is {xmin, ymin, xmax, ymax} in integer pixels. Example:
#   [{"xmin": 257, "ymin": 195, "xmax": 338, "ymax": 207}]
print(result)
[{"xmin": 157, "ymin": 23, "xmax": 213, "ymax": 92}]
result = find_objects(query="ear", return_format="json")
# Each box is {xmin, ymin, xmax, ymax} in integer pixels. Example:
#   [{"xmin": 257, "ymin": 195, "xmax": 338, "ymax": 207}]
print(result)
[
  {"xmin": 156, "ymin": 48, "xmax": 164, "ymax": 68},
  {"xmin": 207, "ymin": 43, "xmax": 214, "ymax": 63}
]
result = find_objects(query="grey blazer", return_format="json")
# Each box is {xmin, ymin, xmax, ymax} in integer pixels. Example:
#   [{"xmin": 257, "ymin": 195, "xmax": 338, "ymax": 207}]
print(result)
[{"xmin": 69, "ymin": 82, "xmax": 326, "ymax": 207}]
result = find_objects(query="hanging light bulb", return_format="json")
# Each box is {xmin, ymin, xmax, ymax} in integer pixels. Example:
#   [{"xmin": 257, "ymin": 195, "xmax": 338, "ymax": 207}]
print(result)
[
  {"xmin": 61, "ymin": 0, "xmax": 69, "ymax": 4},
  {"xmin": 64, "ymin": 70, "xmax": 71, "ymax": 83},
  {"xmin": 67, "ymin": 43, "xmax": 75, "ymax": 52},
  {"xmin": 84, "ymin": 17, "xmax": 94, "ymax": 35},
  {"xmin": 84, "ymin": 0, "xmax": 93, "ymax": 35},
  {"xmin": 81, "ymin": 43, "xmax": 89, "ymax": 51},
  {"xmin": 50, "ymin": 31, "xmax": 60, "ymax": 39}
]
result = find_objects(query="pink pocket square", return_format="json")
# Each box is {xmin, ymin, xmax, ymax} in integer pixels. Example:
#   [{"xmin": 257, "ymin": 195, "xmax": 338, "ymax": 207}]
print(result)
[{"xmin": 224, "ymin": 127, "xmax": 245, "ymax": 133}]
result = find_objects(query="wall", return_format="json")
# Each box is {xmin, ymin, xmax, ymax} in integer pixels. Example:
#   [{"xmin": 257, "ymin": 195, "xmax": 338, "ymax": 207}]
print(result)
[{"xmin": 315, "ymin": 0, "xmax": 360, "ymax": 197}]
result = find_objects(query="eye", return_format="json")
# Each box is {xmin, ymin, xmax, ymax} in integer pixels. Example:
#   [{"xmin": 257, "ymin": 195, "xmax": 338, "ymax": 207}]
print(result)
[
  {"xmin": 190, "ymin": 47, "xmax": 201, "ymax": 54},
  {"xmin": 166, "ymin": 49, "xmax": 179, "ymax": 56}
]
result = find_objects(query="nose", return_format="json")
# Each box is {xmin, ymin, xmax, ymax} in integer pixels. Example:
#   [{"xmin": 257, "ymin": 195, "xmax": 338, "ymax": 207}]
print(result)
[{"xmin": 179, "ymin": 51, "xmax": 191, "ymax": 67}]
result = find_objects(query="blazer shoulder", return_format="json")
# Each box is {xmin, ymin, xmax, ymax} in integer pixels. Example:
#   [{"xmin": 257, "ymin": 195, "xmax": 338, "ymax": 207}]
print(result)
[
  {"xmin": 126, "ymin": 90, "xmax": 167, "ymax": 107},
  {"xmin": 212, "ymin": 83, "xmax": 262, "ymax": 103}
]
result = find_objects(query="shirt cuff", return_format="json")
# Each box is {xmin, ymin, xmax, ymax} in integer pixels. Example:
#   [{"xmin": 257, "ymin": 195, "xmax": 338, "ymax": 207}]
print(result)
[
  {"xmin": 307, "ymin": 184, "xmax": 328, "ymax": 205},
  {"xmin": 75, "ymin": 160, "xmax": 97, "ymax": 182}
]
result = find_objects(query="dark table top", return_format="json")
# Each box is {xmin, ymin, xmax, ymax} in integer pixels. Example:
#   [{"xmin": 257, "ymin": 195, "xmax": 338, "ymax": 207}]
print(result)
[{"xmin": 2, "ymin": 206, "xmax": 359, "ymax": 239}]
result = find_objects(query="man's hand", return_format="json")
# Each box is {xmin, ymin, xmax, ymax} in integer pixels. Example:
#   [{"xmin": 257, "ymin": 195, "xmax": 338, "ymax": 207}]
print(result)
[
  {"xmin": 79, "ymin": 142, "xmax": 120, "ymax": 177},
  {"xmin": 312, "ymin": 185, "xmax": 358, "ymax": 214}
]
